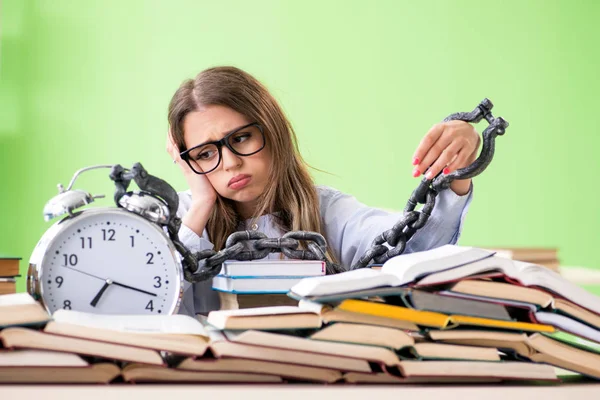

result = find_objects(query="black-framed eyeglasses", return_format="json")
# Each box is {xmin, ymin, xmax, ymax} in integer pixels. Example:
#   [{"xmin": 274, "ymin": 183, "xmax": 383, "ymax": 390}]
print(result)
[{"xmin": 180, "ymin": 122, "xmax": 266, "ymax": 175}]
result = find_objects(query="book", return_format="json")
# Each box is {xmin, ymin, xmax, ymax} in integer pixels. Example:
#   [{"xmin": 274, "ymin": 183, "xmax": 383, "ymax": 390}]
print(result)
[
  {"xmin": 226, "ymin": 329, "xmax": 402, "ymax": 367},
  {"xmin": 207, "ymin": 329, "xmax": 372, "ymax": 373},
  {"xmin": 298, "ymin": 300, "xmax": 419, "ymax": 331},
  {"xmin": 310, "ymin": 322, "xmax": 414, "ymax": 350},
  {"xmin": 544, "ymin": 330, "xmax": 600, "ymax": 354},
  {"xmin": 291, "ymin": 285, "xmax": 513, "ymax": 322},
  {"xmin": 206, "ymin": 306, "xmax": 322, "ymax": 330},
  {"xmin": 177, "ymin": 357, "xmax": 342, "ymax": 383},
  {"xmin": 404, "ymin": 289, "xmax": 512, "ymax": 321},
  {"xmin": 533, "ymin": 312, "xmax": 600, "ymax": 343},
  {"xmin": 0, "ymin": 349, "xmax": 89, "ymax": 366},
  {"xmin": 121, "ymin": 363, "xmax": 283, "ymax": 383},
  {"xmin": 219, "ymin": 260, "xmax": 326, "ymax": 277},
  {"xmin": 212, "ymin": 275, "xmax": 305, "ymax": 294},
  {"xmin": 343, "ymin": 371, "xmax": 503, "ymax": 384},
  {"xmin": 0, "ymin": 327, "xmax": 165, "ymax": 365},
  {"xmin": 443, "ymin": 280, "xmax": 600, "ymax": 330},
  {"xmin": 428, "ymin": 329, "xmax": 600, "ymax": 379},
  {"xmin": 336, "ymin": 299, "xmax": 555, "ymax": 333},
  {"xmin": 52, "ymin": 309, "xmax": 209, "ymax": 336},
  {"xmin": 485, "ymin": 247, "xmax": 558, "ymax": 262},
  {"xmin": 0, "ymin": 363, "xmax": 119, "ymax": 384},
  {"xmin": 0, "ymin": 293, "xmax": 51, "ymax": 328},
  {"xmin": 0, "ymin": 278, "xmax": 16, "ymax": 295},
  {"xmin": 289, "ymin": 245, "xmax": 494, "ymax": 297},
  {"xmin": 237, "ymin": 293, "xmax": 299, "ymax": 308},
  {"xmin": 42, "ymin": 309, "xmax": 210, "ymax": 357},
  {"xmin": 415, "ymin": 255, "xmax": 600, "ymax": 315},
  {"xmin": 390, "ymin": 360, "xmax": 557, "ymax": 381},
  {"xmin": 0, "ymin": 349, "xmax": 118, "ymax": 383},
  {"xmin": 0, "ymin": 256, "xmax": 20, "ymax": 277},
  {"xmin": 310, "ymin": 323, "xmax": 500, "ymax": 361}
]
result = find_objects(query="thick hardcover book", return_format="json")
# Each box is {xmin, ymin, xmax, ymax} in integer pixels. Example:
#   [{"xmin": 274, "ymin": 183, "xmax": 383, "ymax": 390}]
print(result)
[
  {"xmin": 220, "ymin": 260, "xmax": 326, "ymax": 277},
  {"xmin": 0, "ymin": 256, "xmax": 20, "ymax": 277}
]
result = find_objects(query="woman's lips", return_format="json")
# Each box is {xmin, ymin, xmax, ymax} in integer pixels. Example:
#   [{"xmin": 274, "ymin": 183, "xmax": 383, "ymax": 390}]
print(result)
[{"xmin": 228, "ymin": 175, "xmax": 251, "ymax": 189}]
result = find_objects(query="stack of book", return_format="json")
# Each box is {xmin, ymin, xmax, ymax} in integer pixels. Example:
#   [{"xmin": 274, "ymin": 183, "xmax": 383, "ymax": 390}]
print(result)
[
  {"xmin": 0, "ymin": 256, "xmax": 20, "ymax": 295},
  {"xmin": 213, "ymin": 260, "xmax": 326, "ymax": 308},
  {"xmin": 486, "ymin": 247, "xmax": 560, "ymax": 272},
  {"xmin": 1, "ymin": 245, "xmax": 599, "ymax": 384}
]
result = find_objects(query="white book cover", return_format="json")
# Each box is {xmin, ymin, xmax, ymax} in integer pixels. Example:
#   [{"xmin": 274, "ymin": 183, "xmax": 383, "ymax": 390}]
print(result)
[
  {"xmin": 290, "ymin": 245, "xmax": 494, "ymax": 297},
  {"xmin": 212, "ymin": 275, "xmax": 304, "ymax": 294},
  {"xmin": 0, "ymin": 293, "xmax": 37, "ymax": 306},
  {"xmin": 52, "ymin": 309, "xmax": 207, "ymax": 336},
  {"xmin": 220, "ymin": 260, "xmax": 326, "ymax": 277}
]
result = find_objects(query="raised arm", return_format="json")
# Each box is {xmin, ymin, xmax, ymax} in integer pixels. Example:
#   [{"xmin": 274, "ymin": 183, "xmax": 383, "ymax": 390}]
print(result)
[{"xmin": 318, "ymin": 185, "xmax": 473, "ymax": 271}]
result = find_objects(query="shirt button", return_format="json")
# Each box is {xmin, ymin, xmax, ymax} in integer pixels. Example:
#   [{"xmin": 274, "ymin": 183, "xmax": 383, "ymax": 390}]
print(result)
[{"xmin": 251, "ymin": 223, "xmax": 258, "ymax": 231}]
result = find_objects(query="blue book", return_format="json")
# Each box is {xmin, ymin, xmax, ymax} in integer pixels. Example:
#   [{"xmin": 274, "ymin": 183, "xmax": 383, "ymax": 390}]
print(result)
[{"xmin": 212, "ymin": 275, "xmax": 309, "ymax": 294}]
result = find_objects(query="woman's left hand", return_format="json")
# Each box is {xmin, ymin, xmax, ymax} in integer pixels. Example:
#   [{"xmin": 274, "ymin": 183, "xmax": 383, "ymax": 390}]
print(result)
[{"xmin": 411, "ymin": 120, "xmax": 480, "ymax": 196}]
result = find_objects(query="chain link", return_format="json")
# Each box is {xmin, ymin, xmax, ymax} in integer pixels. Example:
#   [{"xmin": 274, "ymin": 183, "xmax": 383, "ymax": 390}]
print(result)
[
  {"xmin": 350, "ymin": 98, "xmax": 508, "ymax": 269},
  {"xmin": 115, "ymin": 98, "xmax": 507, "ymax": 283}
]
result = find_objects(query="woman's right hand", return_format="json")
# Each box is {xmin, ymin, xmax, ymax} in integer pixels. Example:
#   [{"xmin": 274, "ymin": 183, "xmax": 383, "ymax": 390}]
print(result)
[
  {"xmin": 167, "ymin": 130, "xmax": 218, "ymax": 237},
  {"xmin": 167, "ymin": 130, "xmax": 218, "ymax": 206}
]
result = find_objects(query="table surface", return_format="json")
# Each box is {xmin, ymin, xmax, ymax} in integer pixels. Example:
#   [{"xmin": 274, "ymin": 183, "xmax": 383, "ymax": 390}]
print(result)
[{"xmin": 2, "ymin": 382, "xmax": 600, "ymax": 400}]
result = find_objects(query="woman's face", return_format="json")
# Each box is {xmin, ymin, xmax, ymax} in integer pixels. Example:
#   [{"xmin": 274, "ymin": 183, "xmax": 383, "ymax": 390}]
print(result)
[{"xmin": 182, "ymin": 105, "xmax": 272, "ymax": 213}]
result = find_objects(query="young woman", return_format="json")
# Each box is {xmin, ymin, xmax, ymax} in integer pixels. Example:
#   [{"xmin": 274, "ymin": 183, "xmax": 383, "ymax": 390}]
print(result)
[{"xmin": 166, "ymin": 66, "xmax": 479, "ymax": 316}]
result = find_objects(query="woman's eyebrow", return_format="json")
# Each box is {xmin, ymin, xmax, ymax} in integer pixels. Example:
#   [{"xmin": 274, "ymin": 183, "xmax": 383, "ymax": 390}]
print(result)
[{"xmin": 197, "ymin": 123, "xmax": 250, "ymax": 145}]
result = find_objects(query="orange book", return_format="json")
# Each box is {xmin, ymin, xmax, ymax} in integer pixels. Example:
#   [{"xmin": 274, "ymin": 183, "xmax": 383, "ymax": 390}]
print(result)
[{"xmin": 336, "ymin": 299, "xmax": 555, "ymax": 333}]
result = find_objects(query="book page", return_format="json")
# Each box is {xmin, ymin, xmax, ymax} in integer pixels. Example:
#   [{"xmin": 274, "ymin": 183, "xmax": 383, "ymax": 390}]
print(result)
[
  {"xmin": 534, "ymin": 312, "xmax": 600, "ymax": 343},
  {"xmin": 416, "ymin": 256, "xmax": 516, "ymax": 287},
  {"xmin": 0, "ymin": 293, "xmax": 37, "ymax": 307},
  {"xmin": 52, "ymin": 309, "xmax": 207, "ymax": 336},
  {"xmin": 207, "ymin": 306, "xmax": 311, "ymax": 317},
  {"xmin": 382, "ymin": 245, "xmax": 494, "ymax": 285},
  {"xmin": 290, "ymin": 268, "xmax": 393, "ymax": 297}
]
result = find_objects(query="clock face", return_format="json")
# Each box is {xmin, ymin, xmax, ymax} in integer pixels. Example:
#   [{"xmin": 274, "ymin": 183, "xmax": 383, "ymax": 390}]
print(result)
[{"xmin": 37, "ymin": 209, "xmax": 182, "ymax": 315}]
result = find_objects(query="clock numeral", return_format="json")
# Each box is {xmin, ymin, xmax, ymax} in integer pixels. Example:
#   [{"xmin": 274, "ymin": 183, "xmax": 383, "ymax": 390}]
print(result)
[
  {"xmin": 145, "ymin": 300, "xmax": 154, "ymax": 312},
  {"xmin": 130, "ymin": 235, "xmax": 135, "ymax": 248},
  {"xmin": 55, "ymin": 276, "xmax": 64, "ymax": 288},
  {"xmin": 62, "ymin": 254, "xmax": 78, "ymax": 266},
  {"xmin": 80, "ymin": 237, "xmax": 92, "ymax": 249},
  {"xmin": 102, "ymin": 229, "xmax": 116, "ymax": 241},
  {"xmin": 63, "ymin": 300, "xmax": 72, "ymax": 310},
  {"xmin": 153, "ymin": 276, "xmax": 162, "ymax": 288},
  {"xmin": 146, "ymin": 252, "xmax": 154, "ymax": 264}
]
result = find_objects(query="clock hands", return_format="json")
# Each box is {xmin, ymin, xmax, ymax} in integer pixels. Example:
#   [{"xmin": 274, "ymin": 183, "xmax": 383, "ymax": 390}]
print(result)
[
  {"xmin": 111, "ymin": 281, "xmax": 158, "ymax": 297},
  {"xmin": 61, "ymin": 266, "xmax": 158, "ymax": 306},
  {"xmin": 90, "ymin": 279, "xmax": 113, "ymax": 307}
]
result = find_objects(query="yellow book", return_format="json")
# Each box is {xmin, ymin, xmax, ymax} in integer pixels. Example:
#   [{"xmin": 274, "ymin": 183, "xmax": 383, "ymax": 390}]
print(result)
[{"xmin": 337, "ymin": 299, "xmax": 555, "ymax": 333}]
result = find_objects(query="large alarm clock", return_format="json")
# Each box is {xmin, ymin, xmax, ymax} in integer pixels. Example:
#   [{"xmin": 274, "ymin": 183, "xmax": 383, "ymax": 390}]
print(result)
[{"xmin": 27, "ymin": 164, "xmax": 185, "ymax": 315}]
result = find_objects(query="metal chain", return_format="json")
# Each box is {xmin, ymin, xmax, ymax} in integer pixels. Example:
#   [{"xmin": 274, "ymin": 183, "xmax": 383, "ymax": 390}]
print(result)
[
  {"xmin": 110, "ymin": 163, "xmax": 343, "ymax": 283},
  {"xmin": 111, "ymin": 98, "xmax": 507, "ymax": 283},
  {"xmin": 350, "ymin": 98, "xmax": 509, "ymax": 269}
]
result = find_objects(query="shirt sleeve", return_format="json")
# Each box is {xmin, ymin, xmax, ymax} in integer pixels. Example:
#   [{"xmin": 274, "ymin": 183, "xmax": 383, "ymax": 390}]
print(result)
[
  {"xmin": 176, "ymin": 190, "xmax": 215, "ymax": 253},
  {"xmin": 175, "ymin": 190, "xmax": 219, "ymax": 316},
  {"xmin": 318, "ymin": 184, "xmax": 473, "ymax": 271}
]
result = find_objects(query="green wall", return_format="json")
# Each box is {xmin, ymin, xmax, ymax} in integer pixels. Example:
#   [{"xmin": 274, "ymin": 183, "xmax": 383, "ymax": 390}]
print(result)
[{"xmin": 1, "ymin": 0, "xmax": 599, "ymax": 292}]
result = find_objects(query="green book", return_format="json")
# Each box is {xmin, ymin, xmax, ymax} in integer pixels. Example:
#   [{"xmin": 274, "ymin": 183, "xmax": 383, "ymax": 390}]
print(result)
[{"xmin": 543, "ymin": 330, "xmax": 600, "ymax": 355}]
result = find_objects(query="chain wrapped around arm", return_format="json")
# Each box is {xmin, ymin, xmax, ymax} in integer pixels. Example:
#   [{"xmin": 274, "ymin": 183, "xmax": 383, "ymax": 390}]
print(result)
[{"xmin": 351, "ymin": 98, "xmax": 509, "ymax": 270}]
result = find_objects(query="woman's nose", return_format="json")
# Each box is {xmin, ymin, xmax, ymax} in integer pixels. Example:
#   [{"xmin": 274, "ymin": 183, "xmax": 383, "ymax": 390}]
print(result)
[{"xmin": 221, "ymin": 146, "xmax": 242, "ymax": 170}]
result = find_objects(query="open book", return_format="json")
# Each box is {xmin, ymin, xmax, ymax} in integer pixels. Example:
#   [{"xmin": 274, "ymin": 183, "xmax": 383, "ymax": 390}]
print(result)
[
  {"xmin": 310, "ymin": 323, "xmax": 500, "ymax": 361},
  {"xmin": 45, "ymin": 309, "xmax": 210, "ymax": 357},
  {"xmin": 0, "ymin": 293, "xmax": 51, "ymax": 328},
  {"xmin": 0, "ymin": 349, "xmax": 119, "ymax": 383},
  {"xmin": 415, "ymin": 255, "xmax": 600, "ymax": 315},
  {"xmin": 429, "ymin": 329, "xmax": 600, "ymax": 379},
  {"xmin": 290, "ymin": 245, "xmax": 494, "ymax": 298}
]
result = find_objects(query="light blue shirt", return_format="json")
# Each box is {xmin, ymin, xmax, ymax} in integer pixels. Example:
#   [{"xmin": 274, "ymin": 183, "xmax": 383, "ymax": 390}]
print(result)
[{"xmin": 176, "ymin": 185, "xmax": 473, "ymax": 315}]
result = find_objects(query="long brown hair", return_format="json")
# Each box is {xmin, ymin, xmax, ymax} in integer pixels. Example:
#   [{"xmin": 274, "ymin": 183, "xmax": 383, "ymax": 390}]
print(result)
[{"xmin": 168, "ymin": 66, "xmax": 337, "ymax": 264}]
